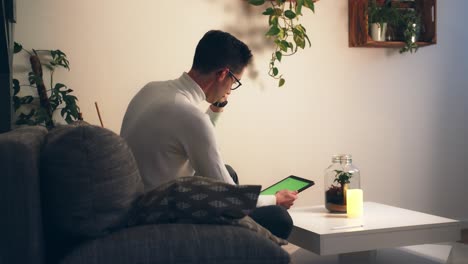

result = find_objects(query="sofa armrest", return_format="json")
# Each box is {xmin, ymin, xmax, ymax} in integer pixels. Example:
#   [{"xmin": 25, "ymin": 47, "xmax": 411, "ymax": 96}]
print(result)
[
  {"xmin": 61, "ymin": 224, "xmax": 290, "ymax": 264},
  {"xmin": 0, "ymin": 126, "xmax": 48, "ymax": 264}
]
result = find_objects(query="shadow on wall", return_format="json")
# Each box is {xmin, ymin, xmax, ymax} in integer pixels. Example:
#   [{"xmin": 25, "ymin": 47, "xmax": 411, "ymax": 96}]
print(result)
[
  {"xmin": 205, "ymin": 0, "xmax": 275, "ymax": 85},
  {"xmin": 427, "ymin": 2, "xmax": 468, "ymax": 221}
]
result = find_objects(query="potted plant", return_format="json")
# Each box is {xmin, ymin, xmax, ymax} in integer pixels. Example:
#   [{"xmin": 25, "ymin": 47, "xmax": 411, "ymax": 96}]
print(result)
[
  {"xmin": 12, "ymin": 42, "xmax": 81, "ymax": 129},
  {"xmin": 397, "ymin": 8, "xmax": 421, "ymax": 53},
  {"xmin": 325, "ymin": 170, "xmax": 354, "ymax": 212},
  {"xmin": 368, "ymin": 0, "xmax": 398, "ymax": 41},
  {"xmin": 247, "ymin": 0, "xmax": 318, "ymax": 87}
]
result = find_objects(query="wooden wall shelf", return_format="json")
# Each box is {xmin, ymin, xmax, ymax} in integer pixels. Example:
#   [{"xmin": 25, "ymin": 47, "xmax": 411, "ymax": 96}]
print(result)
[{"xmin": 349, "ymin": 0, "xmax": 437, "ymax": 48}]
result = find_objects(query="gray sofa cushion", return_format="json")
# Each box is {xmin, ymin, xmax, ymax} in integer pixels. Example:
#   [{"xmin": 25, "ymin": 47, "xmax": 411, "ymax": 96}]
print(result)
[
  {"xmin": 233, "ymin": 216, "xmax": 288, "ymax": 246},
  {"xmin": 40, "ymin": 124, "xmax": 144, "ymax": 261},
  {"xmin": 128, "ymin": 176, "xmax": 261, "ymax": 226},
  {"xmin": 0, "ymin": 126, "xmax": 48, "ymax": 264},
  {"xmin": 61, "ymin": 224, "xmax": 291, "ymax": 264}
]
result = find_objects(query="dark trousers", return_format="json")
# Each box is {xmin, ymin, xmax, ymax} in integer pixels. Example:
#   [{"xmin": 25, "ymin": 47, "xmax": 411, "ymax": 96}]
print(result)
[
  {"xmin": 225, "ymin": 165, "xmax": 293, "ymax": 239},
  {"xmin": 249, "ymin": 205, "xmax": 293, "ymax": 239}
]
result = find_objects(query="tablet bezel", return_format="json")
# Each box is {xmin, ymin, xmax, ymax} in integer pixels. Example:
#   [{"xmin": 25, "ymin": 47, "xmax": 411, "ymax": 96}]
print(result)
[{"xmin": 261, "ymin": 175, "xmax": 315, "ymax": 195}]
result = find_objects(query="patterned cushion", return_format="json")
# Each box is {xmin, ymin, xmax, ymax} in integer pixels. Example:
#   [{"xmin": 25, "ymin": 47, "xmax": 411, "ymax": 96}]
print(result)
[{"xmin": 128, "ymin": 176, "xmax": 261, "ymax": 226}]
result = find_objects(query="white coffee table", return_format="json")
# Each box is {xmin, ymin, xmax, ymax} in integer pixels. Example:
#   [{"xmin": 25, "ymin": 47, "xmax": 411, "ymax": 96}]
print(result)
[{"xmin": 288, "ymin": 202, "xmax": 461, "ymax": 263}]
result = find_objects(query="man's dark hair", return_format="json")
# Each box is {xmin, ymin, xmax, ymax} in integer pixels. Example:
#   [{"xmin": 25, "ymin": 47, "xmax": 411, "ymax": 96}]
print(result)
[{"xmin": 192, "ymin": 30, "xmax": 252, "ymax": 74}]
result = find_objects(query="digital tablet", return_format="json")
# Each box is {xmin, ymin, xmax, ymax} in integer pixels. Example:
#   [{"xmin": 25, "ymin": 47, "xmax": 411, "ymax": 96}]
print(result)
[{"xmin": 260, "ymin": 175, "xmax": 315, "ymax": 195}]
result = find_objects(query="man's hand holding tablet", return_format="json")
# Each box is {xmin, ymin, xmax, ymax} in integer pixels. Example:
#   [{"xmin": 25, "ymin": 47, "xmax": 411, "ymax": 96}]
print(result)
[
  {"xmin": 275, "ymin": 190, "xmax": 298, "ymax": 209},
  {"xmin": 261, "ymin": 175, "xmax": 315, "ymax": 209}
]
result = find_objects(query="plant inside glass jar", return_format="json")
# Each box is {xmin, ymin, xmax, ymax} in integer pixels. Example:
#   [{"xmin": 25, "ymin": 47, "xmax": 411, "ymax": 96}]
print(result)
[{"xmin": 325, "ymin": 170, "xmax": 353, "ymax": 212}]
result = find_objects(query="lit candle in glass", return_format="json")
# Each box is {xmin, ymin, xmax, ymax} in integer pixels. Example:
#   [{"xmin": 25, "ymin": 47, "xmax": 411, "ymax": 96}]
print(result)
[{"xmin": 346, "ymin": 189, "xmax": 363, "ymax": 218}]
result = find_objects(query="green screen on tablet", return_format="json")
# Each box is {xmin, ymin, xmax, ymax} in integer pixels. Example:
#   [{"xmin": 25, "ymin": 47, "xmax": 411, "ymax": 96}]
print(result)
[{"xmin": 260, "ymin": 175, "xmax": 314, "ymax": 195}]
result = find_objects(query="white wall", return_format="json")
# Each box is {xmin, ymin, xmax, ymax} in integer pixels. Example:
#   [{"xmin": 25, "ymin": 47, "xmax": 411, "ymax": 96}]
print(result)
[{"xmin": 15, "ymin": 0, "xmax": 468, "ymax": 220}]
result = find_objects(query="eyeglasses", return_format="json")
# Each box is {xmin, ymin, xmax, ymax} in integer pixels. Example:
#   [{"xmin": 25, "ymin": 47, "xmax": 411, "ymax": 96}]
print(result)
[{"xmin": 227, "ymin": 69, "xmax": 242, "ymax": 90}]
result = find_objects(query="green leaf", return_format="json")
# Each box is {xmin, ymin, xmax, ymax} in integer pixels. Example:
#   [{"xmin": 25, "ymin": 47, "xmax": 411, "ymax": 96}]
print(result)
[
  {"xmin": 275, "ymin": 51, "xmax": 282, "ymax": 62},
  {"xmin": 304, "ymin": 0, "xmax": 315, "ymax": 12},
  {"xmin": 279, "ymin": 42, "xmax": 288, "ymax": 52},
  {"xmin": 294, "ymin": 33, "xmax": 306, "ymax": 49},
  {"xmin": 50, "ymin": 101, "xmax": 58, "ymax": 112},
  {"xmin": 292, "ymin": 27, "xmax": 302, "ymax": 35},
  {"xmin": 248, "ymin": 0, "xmax": 265, "ymax": 6},
  {"xmin": 304, "ymin": 33, "xmax": 311, "ymax": 47},
  {"xmin": 65, "ymin": 114, "xmax": 73, "ymax": 124},
  {"xmin": 296, "ymin": 24, "xmax": 307, "ymax": 33},
  {"xmin": 269, "ymin": 16, "xmax": 279, "ymax": 26},
  {"xmin": 296, "ymin": 0, "xmax": 304, "ymax": 15},
  {"xmin": 13, "ymin": 79, "xmax": 20, "ymax": 95},
  {"xmin": 35, "ymin": 108, "xmax": 50, "ymax": 126},
  {"xmin": 279, "ymin": 78, "xmax": 285, "ymax": 87},
  {"xmin": 57, "ymin": 50, "xmax": 66, "ymax": 56},
  {"xmin": 278, "ymin": 40, "xmax": 290, "ymax": 52},
  {"xmin": 262, "ymin": 7, "xmax": 274, "ymax": 15},
  {"xmin": 59, "ymin": 89, "xmax": 73, "ymax": 95},
  {"xmin": 13, "ymin": 96, "xmax": 20, "ymax": 111},
  {"xmin": 284, "ymin": 10, "xmax": 296, "ymax": 19},
  {"xmin": 64, "ymin": 96, "xmax": 78, "ymax": 106},
  {"xmin": 54, "ymin": 83, "xmax": 67, "ymax": 90},
  {"xmin": 19, "ymin": 109, "xmax": 36, "ymax": 120},
  {"xmin": 273, "ymin": 67, "xmax": 279, "ymax": 76},
  {"xmin": 266, "ymin": 25, "xmax": 280, "ymax": 36},
  {"xmin": 59, "ymin": 58, "xmax": 70, "ymax": 70},
  {"xmin": 28, "ymin": 74, "xmax": 36, "ymax": 85},
  {"xmin": 16, "ymin": 108, "xmax": 37, "ymax": 126},
  {"xmin": 278, "ymin": 28, "xmax": 285, "ymax": 39},
  {"xmin": 70, "ymin": 106, "xmax": 79, "ymax": 117},
  {"xmin": 28, "ymin": 72, "xmax": 43, "ymax": 86},
  {"xmin": 20, "ymin": 96, "xmax": 34, "ymax": 104},
  {"xmin": 14, "ymin": 42, "xmax": 23, "ymax": 54}
]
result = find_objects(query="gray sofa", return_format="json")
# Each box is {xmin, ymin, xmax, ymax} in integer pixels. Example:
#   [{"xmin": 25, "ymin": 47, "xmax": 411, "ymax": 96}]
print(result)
[{"xmin": 0, "ymin": 125, "xmax": 290, "ymax": 264}]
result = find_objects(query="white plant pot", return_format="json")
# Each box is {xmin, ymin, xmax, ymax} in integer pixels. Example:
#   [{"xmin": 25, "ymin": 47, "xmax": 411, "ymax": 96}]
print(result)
[
  {"xmin": 370, "ymin": 23, "xmax": 387, "ymax": 41},
  {"xmin": 410, "ymin": 23, "xmax": 418, "ymax": 43}
]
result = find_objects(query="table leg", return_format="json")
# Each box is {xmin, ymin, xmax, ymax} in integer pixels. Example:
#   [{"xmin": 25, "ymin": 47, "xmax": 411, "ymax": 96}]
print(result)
[{"xmin": 338, "ymin": 250, "xmax": 377, "ymax": 264}]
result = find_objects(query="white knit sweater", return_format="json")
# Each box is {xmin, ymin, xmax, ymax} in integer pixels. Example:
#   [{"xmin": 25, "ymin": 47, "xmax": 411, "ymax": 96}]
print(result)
[{"xmin": 121, "ymin": 73, "xmax": 275, "ymax": 207}]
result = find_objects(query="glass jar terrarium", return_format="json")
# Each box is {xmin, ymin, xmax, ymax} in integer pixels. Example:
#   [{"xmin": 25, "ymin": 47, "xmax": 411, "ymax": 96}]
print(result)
[{"xmin": 324, "ymin": 154, "xmax": 360, "ymax": 213}]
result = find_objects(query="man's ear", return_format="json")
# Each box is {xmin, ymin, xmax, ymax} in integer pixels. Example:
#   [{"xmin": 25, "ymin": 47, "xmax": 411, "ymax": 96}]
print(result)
[{"xmin": 216, "ymin": 68, "xmax": 229, "ymax": 81}]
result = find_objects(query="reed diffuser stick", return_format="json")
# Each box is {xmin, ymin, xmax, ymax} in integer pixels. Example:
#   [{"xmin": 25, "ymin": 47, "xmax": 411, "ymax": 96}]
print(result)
[{"xmin": 95, "ymin": 102, "xmax": 104, "ymax": 128}]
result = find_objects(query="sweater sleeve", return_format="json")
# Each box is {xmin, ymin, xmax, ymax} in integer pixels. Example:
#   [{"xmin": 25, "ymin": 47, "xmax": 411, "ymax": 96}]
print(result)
[
  {"xmin": 204, "ymin": 107, "xmax": 277, "ymax": 207},
  {"xmin": 257, "ymin": 195, "xmax": 276, "ymax": 207},
  {"xmin": 179, "ymin": 110, "xmax": 236, "ymax": 185}
]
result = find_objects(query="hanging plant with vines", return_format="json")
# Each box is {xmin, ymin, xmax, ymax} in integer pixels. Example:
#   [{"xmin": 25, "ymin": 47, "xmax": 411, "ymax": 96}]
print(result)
[{"xmin": 248, "ymin": 0, "xmax": 318, "ymax": 87}]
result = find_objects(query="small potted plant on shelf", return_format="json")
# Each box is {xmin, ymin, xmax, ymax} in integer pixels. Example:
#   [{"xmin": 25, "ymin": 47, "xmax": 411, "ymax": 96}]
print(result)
[
  {"xmin": 368, "ymin": 0, "xmax": 398, "ymax": 41},
  {"xmin": 325, "ymin": 170, "xmax": 353, "ymax": 213},
  {"xmin": 397, "ymin": 8, "xmax": 421, "ymax": 53}
]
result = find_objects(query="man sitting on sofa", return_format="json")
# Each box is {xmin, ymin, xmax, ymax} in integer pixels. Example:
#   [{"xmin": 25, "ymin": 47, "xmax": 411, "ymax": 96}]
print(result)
[{"xmin": 121, "ymin": 30, "xmax": 297, "ymax": 239}]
